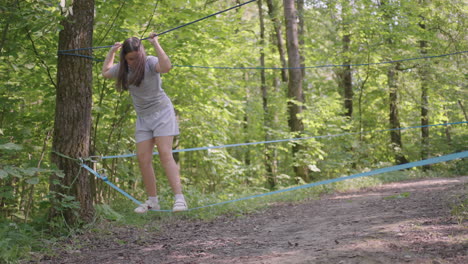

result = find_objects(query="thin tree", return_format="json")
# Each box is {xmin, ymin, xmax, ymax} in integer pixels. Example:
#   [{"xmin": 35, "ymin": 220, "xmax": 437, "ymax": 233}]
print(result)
[
  {"xmin": 418, "ymin": 0, "xmax": 430, "ymax": 169},
  {"xmin": 381, "ymin": 0, "xmax": 409, "ymax": 165},
  {"xmin": 257, "ymin": 0, "xmax": 277, "ymax": 189},
  {"xmin": 297, "ymin": 0, "xmax": 306, "ymax": 77},
  {"xmin": 51, "ymin": 0, "xmax": 95, "ymax": 224},
  {"xmin": 334, "ymin": 1, "xmax": 353, "ymax": 118},
  {"xmin": 266, "ymin": 0, "xmax": 288, "ymax": 82},
  {"xmin": 283, "ymin": 0, "xmax": 309, "ymax": 181}
]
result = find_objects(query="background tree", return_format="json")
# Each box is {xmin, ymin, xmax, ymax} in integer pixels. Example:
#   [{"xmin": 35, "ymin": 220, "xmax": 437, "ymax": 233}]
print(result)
[
  {"xmin": 380, "ymin": 0, "xmax": 409, "ymax": 165},
  {"xmin": 283, "ymin": 0, "xmax": 309, "ymax": 182},
  {"xmin": 418, "ymin": 0, "xmax": 430, "ymax": 169}
]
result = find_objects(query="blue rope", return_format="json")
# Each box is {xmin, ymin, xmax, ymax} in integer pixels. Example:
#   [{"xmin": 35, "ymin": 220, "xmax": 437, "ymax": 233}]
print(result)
[
  {"xmin": 81, "ymin": 151, "xmax": 468, "ymax": 213},
  {"xmin": 173, "ymin": 51, "xmax": 467, "ymax": 69},
  {"xmin": 81, "ymin": 163, "xmax": 142, "ymax": 205},
  {"xmin": 140, "ymin": 0, "xmax": 257, "ymax": 41},
  {"xmin": 185, "ymin": 151, "xmax": 468, "ymax": 211},
  {"xmin": 99, "ymin": 121, "xmax": 467, "ymax": 160},
  {"xmin": 57, "ymin": 0, "xmax": 257, "ymax": 54},
  {"xmin": 59, "ymin": 49, "xmax": 467, "ymax": 68}
]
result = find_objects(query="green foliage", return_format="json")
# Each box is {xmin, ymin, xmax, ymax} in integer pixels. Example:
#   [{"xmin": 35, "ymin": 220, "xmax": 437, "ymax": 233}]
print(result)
[
  {"xmin": 95, "ymin": 204, "xmax": 123, "ymax": 222},
  {"xmin": 0, "ymin": 221, "xmax": 41, "ymax": 264},
  {"xmin": 0, "ymin": 0, "xmax": 467, "ymax": 262}
]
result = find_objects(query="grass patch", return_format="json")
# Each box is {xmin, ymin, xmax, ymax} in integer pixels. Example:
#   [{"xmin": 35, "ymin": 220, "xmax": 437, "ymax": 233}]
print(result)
[
  {"xmin": 384, "ymin": 192, "xmax": 411, "ymax": 200},
  {"xmin": 451, "ymin": 195, "xmax": 467, "ymax": 225}
]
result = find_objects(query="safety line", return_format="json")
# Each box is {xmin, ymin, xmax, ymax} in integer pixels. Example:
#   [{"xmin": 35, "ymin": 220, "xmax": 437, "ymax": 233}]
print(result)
[
  {"xmin": 185, "ymin": 151, "xmax": 468, "ymax": 211},
  {"xmin": 81, "ymin": 163, "xmax": 142, "ymax": 205},
  {"xmin": 81, "ymin": 151, "xmax": 468, "ymax": 213},
  {"xmin": 99, "ymin": 121, "xmax": 467, "ymax": 160},
  {"xmin": 172, "ymin": 50, "xmax": 467, "ymax": 69},
  {"xmin": 140, "ymin": 0, "xmax": 256, "ymax": 41},
  {"xmin": 57, "ymin": 0, "xmax": 257, "ymax": 54},
  {"xmin": 59, "ymin": 49, "xmax": 467, "ymax": 68}
]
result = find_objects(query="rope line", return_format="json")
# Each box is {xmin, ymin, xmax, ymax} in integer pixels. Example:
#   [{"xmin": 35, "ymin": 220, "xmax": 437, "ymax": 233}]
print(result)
[
  {"xmin": 185, "ymin": 151, "xmax": 468, "ymax": 212},
  {"xmin": 58, "ymin": 50, "xmax": 467, "ymax": 68},
  {"xmin": 57, "ymin": 0, "xmax": 257, "ymax": 54},
  {"xmin": 81, "ymin": 151, "xmax": 468, "ymax": 212},
  {"xmin": 81, "ymin": 163, "xmax": 142, "ymax": 205},
  {"xmin": 98, "ymin": 121, "xmax": 467, "ymax": 160},
  {"xmin": 173, "ymin": 51, "xmax": 467, "ymax": 69}
]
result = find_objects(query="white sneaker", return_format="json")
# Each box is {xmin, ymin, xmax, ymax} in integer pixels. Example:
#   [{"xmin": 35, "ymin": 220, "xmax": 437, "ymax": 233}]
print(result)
[
  {"xmin": 172, "ymin": 200, "xmax": 188, "ymax": 212},
  {"xmin": 134, "ymin": 200, "xmax": 160, "ymax": 213}
]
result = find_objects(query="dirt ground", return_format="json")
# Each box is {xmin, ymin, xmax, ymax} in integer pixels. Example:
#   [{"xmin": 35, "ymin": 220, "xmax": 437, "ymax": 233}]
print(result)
[{"xmin": 36, "ymin": 176, "xmax": 467, "ymax": 264}]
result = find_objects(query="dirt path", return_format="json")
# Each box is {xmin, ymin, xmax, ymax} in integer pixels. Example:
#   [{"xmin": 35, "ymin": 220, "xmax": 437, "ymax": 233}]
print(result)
[{"xmin": 39, "ymin": 176, "xmax": 467, "ymax": 264}]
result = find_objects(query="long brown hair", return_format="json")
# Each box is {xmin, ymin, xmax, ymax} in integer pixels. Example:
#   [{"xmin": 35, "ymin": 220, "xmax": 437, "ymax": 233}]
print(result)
[{"xmin": 117, "ymin": 37, "xmax": 147, "ymax": 90}]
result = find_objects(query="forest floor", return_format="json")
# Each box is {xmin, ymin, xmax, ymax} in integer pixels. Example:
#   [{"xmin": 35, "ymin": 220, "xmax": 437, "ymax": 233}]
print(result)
[{"xmin": 34, "ymin": 176, "xmax": 467, "ymax": 264}]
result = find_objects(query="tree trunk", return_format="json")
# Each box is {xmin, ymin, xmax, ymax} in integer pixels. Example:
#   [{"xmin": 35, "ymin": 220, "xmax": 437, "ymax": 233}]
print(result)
[
  {"xmin": 51, "ymin": 0, "xmax": 95, "ymax": 224},
  {"xmin": 381, "ymin": 0, "xmax": 408, "ymax": 165},
  {"xmin": 258, "ymin": 0, "xmax": 275, "ymax": 188},
  {"xmin": 342, "ymin": 34, "xmax": 353, "ymax": 117},
  {"xmin": 283, "ymin": 0, "xmax": 308, "ymax": 181},
  {"xmin": 266, "ymin": 0, "xmax": 288, "ymax": 82},
  {"xmin": 458, "ymin": 100, "xmax": 468, "ymax": 122},
  {"xmin": 337, "ymin": 33, "xmax": 353, "ymax": 118},
  {"xmin": 334, "ymin": 1, "xmax": 353, "ymax": 118},
  {"xmin": 388, "ymin": 64, "xmax": 409, "ymax": 165},
  {"xmin": 419, "ymin": 9, "xmax": 430, "ymax": 169},
  {"xmin": 297, "ymin": 0, "xmax": 305, "ymax": 77}
]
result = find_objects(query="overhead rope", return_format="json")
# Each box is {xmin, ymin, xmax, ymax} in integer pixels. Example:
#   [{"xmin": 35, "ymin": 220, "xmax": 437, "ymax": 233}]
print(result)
[
  {"xmin": 57, "ymin": 0, "xmax": 257, "ymax": 56},
  {"xmin": 173, "ymin": 50, "xmax": 467, "ymax": 70},
  {"xmin": 82, "ymin": 163, "xmax": 142, "ymax": 205},
  {"xmin": 57, "ymin": 50, "xmax": 467, "ymax": 70},
  {"xmin": 81, "ymin": 150, "xmax": 468, "ymax": 212},
  {"xmin": 94, "ymin": 121, "xmax": 467, "ymax": 161}
]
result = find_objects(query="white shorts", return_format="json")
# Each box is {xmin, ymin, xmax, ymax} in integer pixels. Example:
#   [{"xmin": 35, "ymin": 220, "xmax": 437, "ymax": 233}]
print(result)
[{"xmin": 135, "ymin": 106, "xmax": 179, "ymax": 143}]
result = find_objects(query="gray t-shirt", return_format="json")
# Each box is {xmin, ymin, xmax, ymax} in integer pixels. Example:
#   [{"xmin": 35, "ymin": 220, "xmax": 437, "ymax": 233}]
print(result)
[{"xmin": 109, "ymin": 56, "xmax": 172, "ymax": 117}]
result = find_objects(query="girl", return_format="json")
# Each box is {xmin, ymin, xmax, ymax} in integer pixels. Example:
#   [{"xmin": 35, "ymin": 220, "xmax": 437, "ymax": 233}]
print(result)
[{"xmin": 102, "ymin": 33, "xmax": 187, "ymax": 213}]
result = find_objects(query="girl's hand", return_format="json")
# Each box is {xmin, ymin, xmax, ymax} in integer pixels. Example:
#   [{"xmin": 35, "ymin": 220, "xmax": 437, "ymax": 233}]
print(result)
[
  {"xmin": 111, "ymin": 42, "xmax": 122, "ymax": 53},
  {"xmin": 148, "ymin": 33, "xmax": 158, "ymax": 45}
]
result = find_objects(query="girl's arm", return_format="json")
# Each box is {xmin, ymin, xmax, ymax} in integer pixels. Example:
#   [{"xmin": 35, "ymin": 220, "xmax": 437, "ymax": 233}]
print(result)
[
  {"xmin": 148, "ymin": 33, "xmax": 172, "ymax": 74},
  {"xmin": 102, "ymin": 42, "xmax": 121, "ymax": 78}
]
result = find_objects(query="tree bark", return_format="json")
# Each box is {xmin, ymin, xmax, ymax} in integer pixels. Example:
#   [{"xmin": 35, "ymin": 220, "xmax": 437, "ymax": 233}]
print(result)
[
  {"xmin": 258, "ymin": 0, "xmax": 277, "ymax": 189},
  {"xmin": 266, "ymin": 0, "xmax": 288, "ymax": 82},
  {"xmin": 388, "ymin": 64, "xmax": 409, "ymax": 165},
  {"xmin": 51, "ymin": 0, "xmax": 95, "ymax": 224},
  {"xmin": 339, "ymin": 33, "xmax": 353, "ymax": 118},
  {"xmin": 458, "ymin": 100, "xmax": 468, "ymax": 122},
  {"xmin": 419, "ymin": 8, "xmax": 430, "ymax": 169},
  {"xmin": 381, "ymin": 0, "xmax": 408, "ymax": 165},
  {"xmin": 333, "ymin": 1, "xmax": 353, "ymax": 118},
  {"xmin": 297, "ymin": 0, "xmax": 305, "ymax": 77},
  {"xmin": 283, "ymin": 0, "xmax": 308, "ymax": 181}
]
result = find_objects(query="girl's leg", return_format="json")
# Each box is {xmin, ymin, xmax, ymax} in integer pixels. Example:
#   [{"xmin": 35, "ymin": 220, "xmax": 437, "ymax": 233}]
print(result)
[
  {"xmin": 154, "ymin": 136, "xmax": 183, "ymax": 194},
  {"xmin": 136, "ymin": 138, "xmax": 157, "ymax": 197}
]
